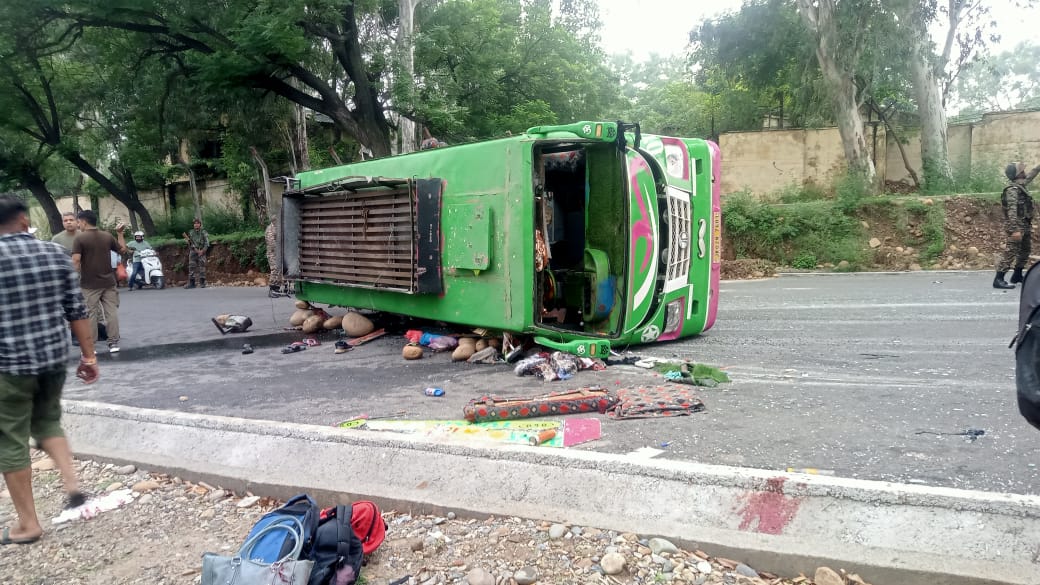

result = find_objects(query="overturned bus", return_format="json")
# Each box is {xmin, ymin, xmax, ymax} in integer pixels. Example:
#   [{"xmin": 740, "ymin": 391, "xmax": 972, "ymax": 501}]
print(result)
[{"xmin": 279, "ymin": 121, "xmax": 720, "ymax": 358}]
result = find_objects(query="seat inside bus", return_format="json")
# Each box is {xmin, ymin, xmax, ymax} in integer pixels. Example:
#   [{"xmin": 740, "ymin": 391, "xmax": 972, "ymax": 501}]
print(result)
[{"xmin": 535, "ymin": 144, "xmax": 624, "ymax": 335}]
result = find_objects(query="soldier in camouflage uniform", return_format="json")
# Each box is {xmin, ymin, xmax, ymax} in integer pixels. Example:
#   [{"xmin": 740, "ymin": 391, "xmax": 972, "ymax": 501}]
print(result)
[
  {"xmin": 995, "ymin": 162, "xmax": 1040, "ymax": 289},
  {"xmin": 264, "ymin": 217, "xmax": 284, "ymax": 298},
  {"xmin": 183, "ymin": 218, "xmax": 209, "ymax": 289}
]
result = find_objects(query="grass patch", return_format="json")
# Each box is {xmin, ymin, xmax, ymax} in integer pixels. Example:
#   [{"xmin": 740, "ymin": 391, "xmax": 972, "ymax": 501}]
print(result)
[
  {"xmin": 903, "ymin": 201, "xmax": 946, "ymax": 263},
  {"xmin": 151, "ymin": 204, "xmax": 262, "ymax": 239},
  {"xmin": 723, "ymin": 192, "xmax": 866, "ymax": 268}
]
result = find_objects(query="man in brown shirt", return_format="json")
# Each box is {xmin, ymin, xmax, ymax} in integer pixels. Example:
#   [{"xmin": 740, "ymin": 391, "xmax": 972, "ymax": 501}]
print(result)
[{"xmin": 72, "ymin": 210, "xmax": 127, "ymax": 353}]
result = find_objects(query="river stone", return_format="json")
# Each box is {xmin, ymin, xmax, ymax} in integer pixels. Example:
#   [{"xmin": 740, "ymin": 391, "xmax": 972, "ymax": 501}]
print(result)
[
  {"xmin": 696, "ymin": 561, "xmax": 712, "ymax": 574},
  {"xmin": 465, "ymin": 567, "xmax": 495, "ymax": 585},
  {"xmin": 132, "ymin": 480, "xmax": 161, "ymax": 493},
  {"xmin": 513, "ymin": 566, "xmax": 539, "ymax": 584},
  {"xmin": 601, "ymin": 552, "xmax": 626, "ymax": 575},
  {"xmin": 869, "ymin": 237, "xmax": 882, "ymax": 248},
  {"xmin": 648, "ymin": 537, "xmax": 678, "ymax": 555},
  {"xmin": 548, "ymin": 524, "xmax": 567, "ymax": 539},
  {"xmin": 814, "ymin": 567, "xmax": 844, "ymax": 585},
  {"xmin": 735, "ymin": 563, "xmax": 758, "ymax": 578},
  {"xmin": 236, "ymin": 496, "xmax": 261, "ymax": 508},
  {"xmin": 113, "ymin": 464, "xmax": 137, "ymax": 475},
  {"xmin": 205, "ymin": 489, "xmax": 227, "ymax": 501}
]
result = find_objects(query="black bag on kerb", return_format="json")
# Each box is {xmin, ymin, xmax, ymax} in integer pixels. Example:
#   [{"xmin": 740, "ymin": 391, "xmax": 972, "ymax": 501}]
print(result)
[{"xmin": 1014, "ymin": 263, "xmax": 1040, "ymax": 430}]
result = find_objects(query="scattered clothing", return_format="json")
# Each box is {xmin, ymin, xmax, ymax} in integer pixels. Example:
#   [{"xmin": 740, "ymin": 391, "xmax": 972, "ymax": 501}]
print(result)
[
  {"xmin": 52, "ymin": 489, "xmax": 135, "ymax": 524},
  {"xmin": 608, "ymin": 386, "xmax": 706, "ymax": 420}
]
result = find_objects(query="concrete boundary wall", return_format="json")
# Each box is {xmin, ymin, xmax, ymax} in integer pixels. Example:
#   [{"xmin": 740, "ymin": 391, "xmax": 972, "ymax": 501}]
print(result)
[
  {"xmin": 63, "ymin": 400, "xmax": 1040, "ymax": 585},
  {"xmin": 721, "ymin": 109, "xmax": 1040, "ymax": 196}
]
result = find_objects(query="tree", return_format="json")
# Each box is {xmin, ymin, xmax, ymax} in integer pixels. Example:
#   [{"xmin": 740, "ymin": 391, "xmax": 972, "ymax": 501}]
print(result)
[
  {"xmin": 952, "ymin": 42, "xmax": 1040, "ymax": 113},
  {"xmin": 794, "ymin": 0, "xmax": 883, "ymax": 184},
  {"xmin": 690, "ymin": 0, "xmax": 829, "ymax": 131},
  {"xmin": 0, "ymin": 130, "xmax": 64, "ymax": 234},
  {"xmin": 0, "ymin": 11, "xmax": 159, "ymax": 232},
  {"xmin": 891, "ymin": 0, "xmax": 997, "ymax": 189},
  {"xmin": 38, "ymin": 0, "xmax": 398, "ymax": 157},
  {"xmin": 413, "ymin": 0, "xmax": 620, "ymax": 139}
]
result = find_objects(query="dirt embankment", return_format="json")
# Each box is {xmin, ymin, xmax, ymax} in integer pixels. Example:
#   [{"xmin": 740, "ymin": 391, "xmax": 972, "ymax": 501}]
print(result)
[
  {"xmin": 151, "ymin": 238, "xmax": 268, "ymax": 286},
  {"xmin": 722, "ymin": 196, "xmax": 1022, "ymax": 280}
]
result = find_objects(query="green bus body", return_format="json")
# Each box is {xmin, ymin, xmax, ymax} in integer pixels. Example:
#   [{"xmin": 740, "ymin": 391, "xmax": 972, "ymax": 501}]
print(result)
[{"xmin": 280, "ymin": 121, "xmax": 721, "ymax": 357}]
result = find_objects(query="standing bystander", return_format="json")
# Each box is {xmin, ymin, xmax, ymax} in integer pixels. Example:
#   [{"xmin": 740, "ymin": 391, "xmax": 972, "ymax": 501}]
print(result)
[
  {"xmin": 0, "ymin": 195, "xmax": 99, "ymax": 546},
  {"xmin": 995, "ymin": 162, "xmax": 1040, "ymax": 289},
  {"xmin": 265, "ymin": 216, "xmax": 284, "ymax": 297},
  {"xmin": 72, "ymin": 211, "xmax": 127, "ymax": 353},
  {"xmin": 183, "ymin": 218, "xmax": 210, "ymax": 289},
  {"xmin": 50, "ymin": 212, "xmax": 79, "ymax": 255}
]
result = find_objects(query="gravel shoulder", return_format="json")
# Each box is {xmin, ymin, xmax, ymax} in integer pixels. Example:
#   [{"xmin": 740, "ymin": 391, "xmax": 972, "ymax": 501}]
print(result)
[{"xmin": 1, "ymin": 452, "xmax": 873, "ymax": 585}]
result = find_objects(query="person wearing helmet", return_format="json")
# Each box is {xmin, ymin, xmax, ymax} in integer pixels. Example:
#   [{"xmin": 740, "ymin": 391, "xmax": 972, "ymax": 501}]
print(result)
[
  {"xmin": 126, "ymin": 230, "xmax": 153, "ymax": 291},
  {"xmin": 995, "ymin": 162, "xmax": 1040, "ymax": 289}
]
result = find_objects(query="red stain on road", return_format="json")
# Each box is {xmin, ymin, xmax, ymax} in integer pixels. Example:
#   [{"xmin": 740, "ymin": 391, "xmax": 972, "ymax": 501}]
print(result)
[{"xmin": 736, "ymin": 477, "xmax": 801, "ymax": 535}]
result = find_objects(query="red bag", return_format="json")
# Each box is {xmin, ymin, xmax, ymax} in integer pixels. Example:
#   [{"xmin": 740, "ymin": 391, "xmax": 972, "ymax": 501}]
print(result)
[{"xmin": 350, "ymin": 501, "xmax": 386, "ymax": 555}]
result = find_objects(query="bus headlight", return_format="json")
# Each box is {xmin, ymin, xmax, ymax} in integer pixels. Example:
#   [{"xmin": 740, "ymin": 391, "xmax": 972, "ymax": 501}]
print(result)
[{"xmin": 664, "ymin": 299, "xmax": 683, "ymax": 334}]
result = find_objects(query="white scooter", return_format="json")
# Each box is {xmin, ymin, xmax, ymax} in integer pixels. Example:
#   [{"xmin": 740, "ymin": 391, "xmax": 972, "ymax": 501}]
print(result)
[{"xmin": 126, "ymin": 249, "xmax": 165, "ymax": 290}]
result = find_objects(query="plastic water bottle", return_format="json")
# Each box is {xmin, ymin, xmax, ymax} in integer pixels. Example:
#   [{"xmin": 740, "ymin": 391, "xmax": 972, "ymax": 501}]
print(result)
[{"xmin": 423, "ymin": 387, "xmax": 445, "ymax": 397}]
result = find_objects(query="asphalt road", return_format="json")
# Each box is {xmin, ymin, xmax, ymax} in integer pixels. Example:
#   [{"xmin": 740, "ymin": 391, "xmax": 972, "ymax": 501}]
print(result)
[{"xmin": 63, "ymin": 271, "xmax": 1040, "ymax": 495}]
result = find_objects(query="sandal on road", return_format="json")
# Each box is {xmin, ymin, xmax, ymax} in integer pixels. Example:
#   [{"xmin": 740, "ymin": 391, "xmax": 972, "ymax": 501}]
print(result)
[{"xmin": 1, "ymin": 526, "xmax": 41, "ymax": 546}]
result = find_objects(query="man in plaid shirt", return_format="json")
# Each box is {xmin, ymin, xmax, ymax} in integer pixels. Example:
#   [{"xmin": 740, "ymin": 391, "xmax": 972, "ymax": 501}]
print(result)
[{"xmin": 0, "ymin": 195, "xmax": 100, "ymax": 545}]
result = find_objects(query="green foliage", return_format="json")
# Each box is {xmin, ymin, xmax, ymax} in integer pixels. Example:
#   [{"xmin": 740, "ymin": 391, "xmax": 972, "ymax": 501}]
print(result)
[
  {"xmin": 151, "ymin": 205, "xmax": 262, "ymax": 239},
  {"xmin": 951, "ymin": 161, "xmax": 1006, "ymax": 194},
  {"xmin": 688, "ymin": 0, "xmax": 831, "ymax": 131},
  {"xmin": 723, "ymin": 189, "xmax": 866, "ymax": 268},
  {"xmin": 226, "ymin": 237, "xmax": 262, "ymax": 268},
  {"xmin": 900, "ymin": 200, "xmax": 946, "ymax": 264},
  {"xmin": 791, "ymin": 252, "xmax": 818, "ymax": 269},
  {"xmin": 770, "ymin": 183, "xmax": 829, "ymax": 204},
  {"xmin": 414, "ymin": 0, "xmax": 620, "ymax": 140},
  {"xmin": 834, "ymin": 172, "xmax": 874, "ymax": 213}
]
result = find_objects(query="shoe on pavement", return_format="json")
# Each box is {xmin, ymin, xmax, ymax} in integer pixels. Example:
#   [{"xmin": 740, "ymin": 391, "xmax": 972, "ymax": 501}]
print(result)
[
  {"xmin": 108, "ymin": 346, "xmax": 120, "ymax": 354},
  {"xmin": 993, "ymin": 276, "xmax": 1015, "ymax": 289},
  {"xmin": 334, "ymin": 340, "xmax": 352, "ymax": 354}
]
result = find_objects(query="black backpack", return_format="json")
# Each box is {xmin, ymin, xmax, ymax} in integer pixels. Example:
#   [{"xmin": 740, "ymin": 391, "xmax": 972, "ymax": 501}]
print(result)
[
  {"xmin": 1013, "ymin": 263, "xmax": 1040, "ymax": 429},
  {"xmin": 308, "ymin": 505, "xmax": 365, "ymax": 585}
]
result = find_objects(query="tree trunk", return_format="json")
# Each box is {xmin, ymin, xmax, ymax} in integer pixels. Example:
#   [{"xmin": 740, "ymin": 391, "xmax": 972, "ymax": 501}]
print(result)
[
  {"xmin": 250, "ymin": 147, "xmax": 273, "ymax": 223},
  {"xmin": 396, "ymin": 0, "xmax": 421, "ymax": 154},
  {"xmin": 23, "ymin": 172, "xmax": 63, "ymax": 235},
  {"xmin": 62, "ymin": 151, "xmax": 156, "ymax": 233},
  {"xmin": 869, "ymin": 100, "xmax": 920, "ymax": 188},
  {"xmin": 795, "ymin": 0, "xmax": 876, "ymax": 184},
  {"xmin": 185, "ymin": 167, "xmax": 202, "ymax": 220},
  {"xmin": 295, "ymin": 104, "xmax": 311, "ymax": 171},
  {"xmin": 910, "ymin": 33, "xmax": 953, "ymax": 189}
]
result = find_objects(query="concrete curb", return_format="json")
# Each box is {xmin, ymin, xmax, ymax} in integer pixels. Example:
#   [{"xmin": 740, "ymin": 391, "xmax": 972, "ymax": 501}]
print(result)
[{"xmin": 63, "ymin": 400, "xmax": 1040, "ymax": 585}]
